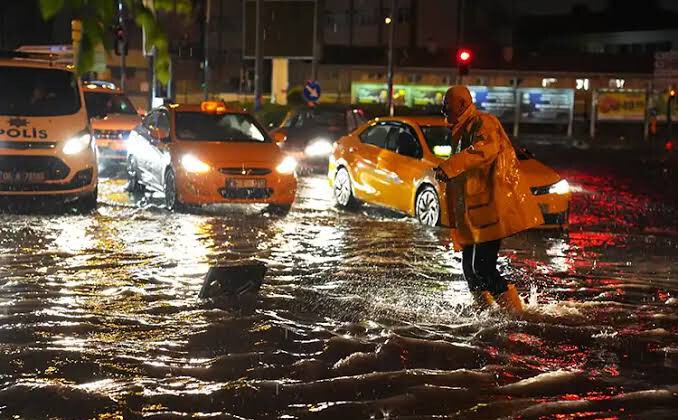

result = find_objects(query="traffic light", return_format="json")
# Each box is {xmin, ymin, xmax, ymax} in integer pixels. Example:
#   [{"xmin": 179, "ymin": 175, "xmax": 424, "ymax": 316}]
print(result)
[
  {"xmin": 114, "ymin": 25, "xmax": 127, "ymax": 56},
  {"xmin": 456, "ymin": 48, "xmax": 472, "ymax": 76}
]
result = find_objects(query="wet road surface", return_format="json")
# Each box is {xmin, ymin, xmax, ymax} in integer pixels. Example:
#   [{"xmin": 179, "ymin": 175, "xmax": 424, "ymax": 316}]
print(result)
[{"xmin": 0, "ymin": 148, "xmax": 677, "ymax": 419}]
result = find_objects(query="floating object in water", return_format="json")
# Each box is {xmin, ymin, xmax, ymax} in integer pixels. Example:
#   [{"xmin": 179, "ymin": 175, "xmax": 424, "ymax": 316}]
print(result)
[{"xmin": 198, "ymin": 263, "xmax": 267, "ymax": 299}]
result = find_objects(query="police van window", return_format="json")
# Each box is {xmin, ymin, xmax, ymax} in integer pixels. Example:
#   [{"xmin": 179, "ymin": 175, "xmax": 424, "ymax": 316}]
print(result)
[
  {"xmin": 359, "ymin": 123, "xmax": 391, "ymax": 148},
  {"xmin": 0, "ymin": 67, "xmax": 80, "ymax": 116}
]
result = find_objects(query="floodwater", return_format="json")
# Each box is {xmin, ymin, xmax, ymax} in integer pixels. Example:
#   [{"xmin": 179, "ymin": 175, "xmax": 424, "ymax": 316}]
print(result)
[{"xmin": 0, "ymin": 149, "xmax": 676, "ymax": 419}]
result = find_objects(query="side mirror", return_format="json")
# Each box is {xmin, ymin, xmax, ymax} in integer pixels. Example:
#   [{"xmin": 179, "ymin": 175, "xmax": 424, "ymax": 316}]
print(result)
[{"xmin": 271, "ymin": 131, "xmax": 287, "ymax": 143}]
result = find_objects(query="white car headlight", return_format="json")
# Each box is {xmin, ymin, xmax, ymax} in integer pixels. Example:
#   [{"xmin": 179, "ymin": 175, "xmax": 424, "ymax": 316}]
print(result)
[
  {"xmin": 304, "ymin": 139, "xmax": 333, "ymax": 157},
  {"xmin": 549, "ymin": 179, "xmax": 570, "ymax": 195},
  {"xmin": 63, "ymin": 133, "xmax": 92, "ymax": 155},
  {"xmin": 181, "ymin": 154, "xmax": 210, "ymax": 173},
  {"xmin": 276, "ymin": 156, "xmax": 298, "ymax": 174}
]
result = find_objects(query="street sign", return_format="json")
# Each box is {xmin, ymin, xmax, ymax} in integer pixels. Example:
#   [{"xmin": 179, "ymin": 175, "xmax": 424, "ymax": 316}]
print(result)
[{"xmin": 303, "ymin": 80, "xmax": 321, "ymax": 103}]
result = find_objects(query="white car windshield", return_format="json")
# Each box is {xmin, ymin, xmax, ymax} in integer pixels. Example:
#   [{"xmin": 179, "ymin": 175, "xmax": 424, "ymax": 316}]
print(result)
[{"xmin": 175, "ymin": 112, "xmax": 269, "ymax": 142}]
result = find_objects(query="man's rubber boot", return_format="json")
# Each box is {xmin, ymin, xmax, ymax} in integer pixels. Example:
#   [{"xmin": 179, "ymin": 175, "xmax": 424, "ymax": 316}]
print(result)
[
  {"xmin": 472, "ymin": 290, "xmax": 496, "ymax": 310},
  {"xmin": 496, "ymin": 284, "xmax": 524, "ymax": 315}
]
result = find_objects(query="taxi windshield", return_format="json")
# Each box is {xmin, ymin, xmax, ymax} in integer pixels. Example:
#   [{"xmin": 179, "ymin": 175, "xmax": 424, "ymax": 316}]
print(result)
[
  {"xmin": 420, "ymin": 125, "xmax": 453, "ymax": 151},
  {"xmin": 175, "ymin": 112, "xmax": 269, "ymax": 142},
  {"xmin": 0, "ymin": 66, "xmax": 80, "ymax": 116},
  {"xmin": 84, "ymin": 92, "xmax": 137, "ymax": 118}
]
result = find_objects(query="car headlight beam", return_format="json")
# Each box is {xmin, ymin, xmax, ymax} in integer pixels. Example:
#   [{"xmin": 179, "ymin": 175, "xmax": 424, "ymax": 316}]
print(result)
[
  {"xmin": 549, "ymin": 179, "xmax": 570, "ymax": 195},
  {"xmin": 276, "ymin": 156, "xmax": 298, "ymax": 174},
  {"xmin": 181, "ymin": 154, "xmax": 210, "ymax": 173},
  {"xmin": 63, "ymin": 133, "xmax": 93, "ymax": 155},
  {"xmin": 304, "ymin": 138, "xmax": 333, "ymax": 157}
]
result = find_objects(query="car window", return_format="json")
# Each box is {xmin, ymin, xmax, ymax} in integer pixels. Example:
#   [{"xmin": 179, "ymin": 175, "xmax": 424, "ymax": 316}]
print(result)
[
  {"xmin": 175, "ymin": 112, "xmax": 269, "ymax": 142},
  {"xmin": 281, "ymin": 112, "xmax": 297, "ymax": 128},
  {"xmin": 384, "ymin": 124, "xmax": 422, "ymax": 158},
  {"xmin": 143, "ymin": 111, "xmax": 157, "ymax": 130},
  {"xmin": 84, "ymin": 92, "xmax": 136, "ymax": 119},
  {"xmin": 420, "ymin": 126, "xmax": 453, "ymax": 157},
  {"xmin": 157, "ymin": 111, "xmax": 170, "ymax": 132},
  {"xmin": 359, "ymin": 123, "xmax": 392, "ymax": 148},
  {"xmin": 0, "ymin": 66, "xmax": 80, "ymax": 116}
]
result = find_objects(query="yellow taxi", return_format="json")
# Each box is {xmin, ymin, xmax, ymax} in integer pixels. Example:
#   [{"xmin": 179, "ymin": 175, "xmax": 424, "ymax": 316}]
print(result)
[
  {"xmin": 126, "ymin": 101, "xmax": 297, "ymax": 212},
  {"xmin": 328, "ymin": 116, "xmax": 571, "ymax": 228},
  {"xmin": 83, "ymin": 81, "xmax": 141, "ymax": 163},
  {"xmin": 0, "ymin": 51, "xmax": 98, "ymax": 211}
]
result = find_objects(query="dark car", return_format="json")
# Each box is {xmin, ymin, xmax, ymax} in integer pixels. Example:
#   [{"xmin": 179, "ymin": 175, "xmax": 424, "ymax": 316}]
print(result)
[{"xmin": 270, "ymin": 104, "xmax": 367, "ymax": 171}]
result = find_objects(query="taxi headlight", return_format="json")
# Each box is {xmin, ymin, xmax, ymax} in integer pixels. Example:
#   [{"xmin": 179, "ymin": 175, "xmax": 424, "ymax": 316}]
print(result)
[
  {"xmin": 181, "ymin": 154, "xmax": 210, "ymax": 173},
  {"xmin": 304, "ymin": 138, "xmax": 333, "ymax": 157},
  {"xmin": 276, "ymin": 156, "xmax": 297, "ymax": 174},
  {"xmin": 63, "ymin": 132, "xmax": 92, "ymax": 155},
  {"xmin": 549, "ymin": 179, "xmax": 570, "ymax": 195}
]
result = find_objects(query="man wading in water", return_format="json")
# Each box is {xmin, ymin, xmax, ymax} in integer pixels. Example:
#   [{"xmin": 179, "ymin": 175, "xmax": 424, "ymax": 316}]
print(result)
[{"xmin": 435, "ymin": 86, "xmax": 543, "ymax": 314}]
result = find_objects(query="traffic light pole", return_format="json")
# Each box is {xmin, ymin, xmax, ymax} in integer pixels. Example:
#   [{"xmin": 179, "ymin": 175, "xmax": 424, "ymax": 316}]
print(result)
[
  {"xmin": 118, "ymin": 0, "xmax": 126, "ymax": 92},
  {"xmin": 254, "ymin": 0, "xmax": 263, "ymax": 110}
]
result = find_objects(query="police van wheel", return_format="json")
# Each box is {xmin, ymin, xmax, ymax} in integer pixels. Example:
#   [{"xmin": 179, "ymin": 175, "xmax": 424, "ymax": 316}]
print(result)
[
  {"xmin": 77, "ymin": 188, "xmax": 98, "ymax": 214},
  {"xmin": 415, "ymin": 185, "xmax": 440, "ymax": 227},
  {"xmin": 164, "ymin": 169, "xmax": 185, "ymax": 212}
]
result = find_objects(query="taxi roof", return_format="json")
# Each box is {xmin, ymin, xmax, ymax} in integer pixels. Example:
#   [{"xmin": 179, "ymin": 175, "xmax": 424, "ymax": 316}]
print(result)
[
  {"xmin": 0, "ymin": 57, "xmax": 75, "ymax": 72},
  {"xmin": 167, "ymin": 103, "xmax": 248, "ymax": 114},
  {"xmin": 83, "ymin": 85, "xmax": 123, "ymax": 94},
  {"xmin": 373, "ymin": 115, "xmax": 448, "ymax": 127}
]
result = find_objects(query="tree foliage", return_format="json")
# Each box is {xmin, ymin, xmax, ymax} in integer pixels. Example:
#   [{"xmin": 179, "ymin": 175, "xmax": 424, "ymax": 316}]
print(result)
[{"xmin": 39, "ymin": 0, "xmax": 191, "ymax": 83}]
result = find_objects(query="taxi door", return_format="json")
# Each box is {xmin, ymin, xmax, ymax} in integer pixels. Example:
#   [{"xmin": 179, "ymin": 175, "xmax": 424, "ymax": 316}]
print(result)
[
  {"xmin": 349, "ymin": 122, "xmax": 393, "ymax": 203},
  {"xmin": 376, "ymin": 123, "xmax": 430, "ymax": 214}
]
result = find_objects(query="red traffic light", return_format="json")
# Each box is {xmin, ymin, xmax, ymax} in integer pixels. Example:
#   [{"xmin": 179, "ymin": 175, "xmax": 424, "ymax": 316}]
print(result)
[{"xmin": 457, "ymin": 48, "xmax": 472, "ymax": 64}]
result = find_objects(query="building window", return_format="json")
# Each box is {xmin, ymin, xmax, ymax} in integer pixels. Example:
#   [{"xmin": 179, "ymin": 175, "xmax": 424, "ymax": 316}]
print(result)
[
  {"xmin": 397, "ymin": 7, "xmax": 411, "ymax": 24},
  {"xmin": 542, "ymin": 78, "xmax": 557, "ymax": 88},
  {"xmin": 576, "ymin": 78, "xmax": 590, "ymax": 91},
  {"xmin": 609, "ymin": 78, "xmax": 625, "ymax": 89}
]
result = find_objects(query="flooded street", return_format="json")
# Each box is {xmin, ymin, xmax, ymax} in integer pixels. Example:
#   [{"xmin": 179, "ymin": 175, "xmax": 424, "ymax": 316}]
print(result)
[{"xmin": 0, "ymin": 149, "xmax": 676, "ymax": 420}]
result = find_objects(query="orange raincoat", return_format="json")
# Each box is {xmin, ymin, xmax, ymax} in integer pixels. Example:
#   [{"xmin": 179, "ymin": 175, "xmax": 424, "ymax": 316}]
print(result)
[{"xmin": 440, "ymin": 103, "xmax": 543, "ymax": 250}]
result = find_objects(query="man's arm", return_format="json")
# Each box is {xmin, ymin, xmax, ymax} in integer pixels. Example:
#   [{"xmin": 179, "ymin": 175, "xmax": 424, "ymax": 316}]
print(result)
[{"xmin": 438, "ymin": 117, "xmax": 501, "ymax": 178}]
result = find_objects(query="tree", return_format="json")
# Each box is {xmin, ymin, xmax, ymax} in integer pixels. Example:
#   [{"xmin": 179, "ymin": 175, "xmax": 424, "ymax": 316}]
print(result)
[{"xmin": 39, "ymin": 0, "xmax": 191, "ymax": 83}]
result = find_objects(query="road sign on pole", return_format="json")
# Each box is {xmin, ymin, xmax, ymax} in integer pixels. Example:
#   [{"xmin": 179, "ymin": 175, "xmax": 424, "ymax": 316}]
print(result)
[{"xmin": 303, "ymin": 80, "xmax": 321, "ymax": 103}]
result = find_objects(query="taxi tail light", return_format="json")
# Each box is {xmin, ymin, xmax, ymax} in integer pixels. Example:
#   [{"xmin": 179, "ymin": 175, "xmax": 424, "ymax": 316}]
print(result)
[{"xmin": 201, "ymin": 101, "xmax": 228, "ymax": 114}]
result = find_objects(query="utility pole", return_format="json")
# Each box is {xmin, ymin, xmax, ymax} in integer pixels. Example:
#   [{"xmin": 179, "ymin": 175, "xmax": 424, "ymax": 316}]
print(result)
[
  {"xmin": 203, "ymin": 0, "xmax": 211, "ymax": 100},
  {"xmin": 455, "ymin": 0, "xmax": 465, "ymax": 85},
  {"xmin": 311, "ymin": 0, "xmax": 319, "ymax": 81},
  {"xmin": 118, "ymin": 0, "xmax": 126, "ymax": 92},
  {"xmin": 386, "ymin": 0, "xmax": 396, "ymax": 117},
  {"xmin": 254, "ymin": 0, "xmax": 263, "ymax": 110}
]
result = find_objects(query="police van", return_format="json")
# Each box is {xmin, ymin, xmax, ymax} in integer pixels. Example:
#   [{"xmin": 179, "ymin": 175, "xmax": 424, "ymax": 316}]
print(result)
[{"xmin": 0, "ymin": 50, "xmax": 98, "ymax": 211}]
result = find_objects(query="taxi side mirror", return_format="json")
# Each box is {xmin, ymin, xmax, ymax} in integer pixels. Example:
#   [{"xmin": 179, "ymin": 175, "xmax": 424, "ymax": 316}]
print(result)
[{"xmin": 271, "ymin": 131, "xmax": 286, "ymax": 143}]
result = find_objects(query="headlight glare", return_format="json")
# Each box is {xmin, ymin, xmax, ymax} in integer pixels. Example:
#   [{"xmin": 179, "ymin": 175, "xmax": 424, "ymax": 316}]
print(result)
[
  {"xmin": 63, "ymin": 133, "xmax": 92, "ymax": 155},
  {"xmin": 304, "ymin": 139, "xmax": 333, "ymax": 157},
  {"xmin": 549, "ymin": 179, "xmax": 570, "ymax": 195},
  {"xmin": 276, "ymin": 156, "xmax": 297, "ymax": 174},
  {"xmin": 181, "ymin": 154, "xmax": 210, "ymax": 173}
]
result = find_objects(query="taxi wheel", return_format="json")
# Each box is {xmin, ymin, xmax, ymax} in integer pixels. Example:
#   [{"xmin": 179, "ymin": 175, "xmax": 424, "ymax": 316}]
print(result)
[
  {"xmin": 76, "ymin": 188, "xmax": 98, "ymax": 214},
  {"xmin": 334, "ymin": 167, "xmax": 359, "ymax": 209},
  {"xmin": 126, "ymin": 156, "xmax": 145, "ymax": 194},
  {"xmin": 415, "ymin": 185, "xmax": 440, "ymax": 227},
  {"xmin": 164, "ymin": 169, "xmax": 186, "ymax": 212}
]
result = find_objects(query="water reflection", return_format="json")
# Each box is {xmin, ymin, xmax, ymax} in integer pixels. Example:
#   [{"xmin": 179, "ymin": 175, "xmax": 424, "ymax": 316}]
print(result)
[{"xmin": 0, "ymin": 171, "xmax": 676, "ymax": 420}]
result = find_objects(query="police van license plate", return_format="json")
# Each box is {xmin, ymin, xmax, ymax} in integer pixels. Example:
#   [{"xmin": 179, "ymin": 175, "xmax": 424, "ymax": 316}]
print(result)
[
  {"xmin": 227, "ymin": 178, "xmax": 266, "ymax": 189},
  {"xmin": 0, "ymin": 171, "xmax": 46, "ymax": 183}
]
